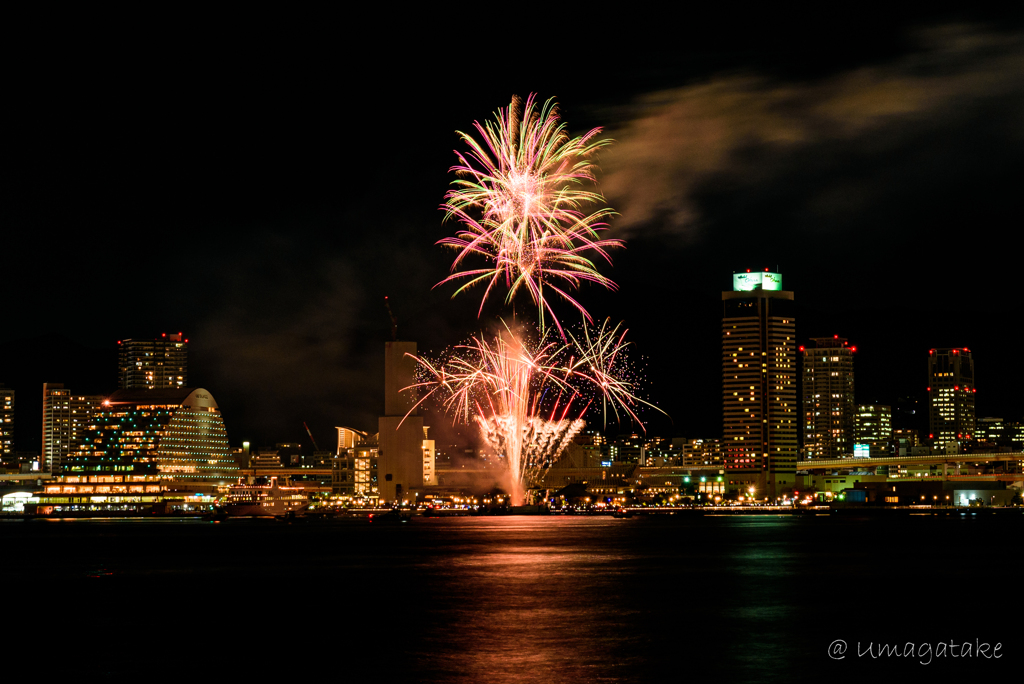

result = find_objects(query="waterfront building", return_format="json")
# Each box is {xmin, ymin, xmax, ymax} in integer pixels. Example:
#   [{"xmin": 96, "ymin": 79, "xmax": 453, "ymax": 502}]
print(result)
[
  {"xmin": 41, "ymin": 383, "xmax": 104, "ymax": 474},
  {"xmin": 0, "ymin": 384, "xmax": 13, "ymax": 467},
  {"xmin": 722, "ymin": 270, "xmax": 797, "ymax": 499},
  {"xmin": 854, "ymin": 404, "xmax": 892, "ymax": 458},
  {"xmin": 927, "ymin": 348, "xmax": 976, "ymax": 450},
  {"xmin": 332, "ymin": 422, "xmax": 434, "ymax": 499},
  {"xmin": 30, "ymin": 473, "xmax": 217, "ymax": 515},
  {"xmin": 332, "ymin": 427, "xmax": 378, "ymax": 497},
  {"xmin": 801, "ymin": 336, "xmax": 856, "ymax": 459},
  {"xmin": 377, "ymin": 340, "xmax": 432, "ymax": 503},
  {"xmin": 117, "ymin": 333, "xmax": 188, "ymax": 390},
  {"xmin": 65, "ymin": 387, "xmax": 239, "ymax": 492}
]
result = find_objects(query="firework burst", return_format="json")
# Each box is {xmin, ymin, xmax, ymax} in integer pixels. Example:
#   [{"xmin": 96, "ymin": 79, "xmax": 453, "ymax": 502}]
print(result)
[
  {"xmin": 438, "ymin": 93, "xmax": 622, "ymax": 335},
  {"xmin": 405, "ymin": 320, "xmax": 659, "ymax": 504}
]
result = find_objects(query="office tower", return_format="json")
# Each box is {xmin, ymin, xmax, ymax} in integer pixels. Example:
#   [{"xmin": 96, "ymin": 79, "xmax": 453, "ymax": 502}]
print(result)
[
  {"xmin": 117, "ymin": 333, "xmax": 188, "ymax": 390},
  {"xmin": 855, "ymin": 404, "xmax": 892, "ymax": 457},
  {"xmin": 66, "ymin": 387, "xmax": 238, "ymax": 490},
  {"xmin": 928, "ymin": 347, "xmax": 976, "ymax": 450},
  {"xmin": 0, "ymin": 384, "xmax": 13, "ymax": 466},
  {"xmin": 974, "ymin": 417, "xmax": 1006, "ymax": 445},
  {"xmin": 41, "ymin": 383, "xmax": 104, "ymax": 474},
  {"xmin": 722, "ymin": 270, "xmax": 797, "ymax": 499},
  {"xmin": 801, "ymin": 336, "xmax": 856, "ymax": 459}
]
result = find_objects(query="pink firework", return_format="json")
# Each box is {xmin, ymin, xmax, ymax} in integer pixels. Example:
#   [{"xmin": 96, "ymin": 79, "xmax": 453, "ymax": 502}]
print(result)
[
  {"xmin": 405, "ymin": 320, "xmax": 660, "ymax": 504},
  {"xmin": 438, "ymin": 94, "xmax": 622, "ymax": 335}
]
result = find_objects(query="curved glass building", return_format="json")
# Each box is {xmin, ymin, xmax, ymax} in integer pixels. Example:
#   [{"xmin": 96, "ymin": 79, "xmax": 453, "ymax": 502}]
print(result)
[{"xmin": 66, "ymin": 387, "xmax": 239, "ymax": 488}]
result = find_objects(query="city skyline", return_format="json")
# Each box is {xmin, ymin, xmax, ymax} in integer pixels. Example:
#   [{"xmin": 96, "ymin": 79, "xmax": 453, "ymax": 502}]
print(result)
[
  {"xmin": 4, "ymin": 12, "xmax": 1022, "ymax": 683},
  {"xmin": 4, "ymin": 15, "xmax": 1023, "ymax": 451}
]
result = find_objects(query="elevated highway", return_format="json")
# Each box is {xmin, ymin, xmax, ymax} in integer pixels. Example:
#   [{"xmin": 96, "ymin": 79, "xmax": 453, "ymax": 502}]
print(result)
[{"xmin": 797, "ymin": 451, "xmax": 1023, "ymax": 471}]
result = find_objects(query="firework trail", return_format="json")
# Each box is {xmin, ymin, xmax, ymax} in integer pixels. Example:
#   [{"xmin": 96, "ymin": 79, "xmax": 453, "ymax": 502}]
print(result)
[
  {"xmin": 405, "ymin": 320, "xmax": 660, "ymax": 504},
  {"xmin": 438, "ymin": 94, "xmax": 622, "ymax": 336}
]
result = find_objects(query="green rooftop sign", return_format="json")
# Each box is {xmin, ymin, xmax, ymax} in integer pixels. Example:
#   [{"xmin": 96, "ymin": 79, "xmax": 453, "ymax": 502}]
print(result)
[{"xmin": 733, "ymin": 272, "xmax": 782, "ymax": 291}]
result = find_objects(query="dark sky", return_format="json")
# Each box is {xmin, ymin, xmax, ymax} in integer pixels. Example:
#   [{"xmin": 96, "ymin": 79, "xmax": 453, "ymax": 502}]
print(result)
[{"xmin": 4, "ymin": 10, "xmax": 1023, "ymax": 452}]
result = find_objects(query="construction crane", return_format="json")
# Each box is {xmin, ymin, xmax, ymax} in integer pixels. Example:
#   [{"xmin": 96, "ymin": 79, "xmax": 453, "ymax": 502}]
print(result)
[{"xmin": 303, "ymin": 422, "xmax": 321, "ymax": 452}]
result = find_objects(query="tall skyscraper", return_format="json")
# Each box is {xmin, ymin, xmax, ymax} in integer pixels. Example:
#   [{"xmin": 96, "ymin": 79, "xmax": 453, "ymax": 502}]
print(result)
[
  {"xmin": 722, "ymin": 270, "xmax": 797, "ymax": 499},
  {"xmin": 801, "ymin": 336, "xmax": 856, "ymax": 459},
  {"xmin": 928, "ymin": 347, "xmax": 976, "ymax": 450},
  {"xmin": 117, "ymin": 333, "xmax": 188, "ymax": 390},
  {"xmin": 1, "ymin": 384, "xmax": 14, "ymax": 466},
  {"xmin": 855, "ymin": 404, "xmax": 892, "ymax": 458},
  {"xmin": 41, "ymin": 383, "xmax": 104, "ymax": 474}
]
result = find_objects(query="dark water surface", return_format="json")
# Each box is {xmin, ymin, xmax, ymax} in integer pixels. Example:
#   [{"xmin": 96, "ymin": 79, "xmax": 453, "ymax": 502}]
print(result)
[{"xmin": 4, "ymin": 513, "xmax": 1019, "ymax": 682}]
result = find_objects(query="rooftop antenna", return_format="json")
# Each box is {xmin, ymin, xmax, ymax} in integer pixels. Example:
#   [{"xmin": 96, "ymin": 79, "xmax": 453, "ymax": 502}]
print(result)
[{"xmin": 384, "ymin": 296, "xmax": 398, "ymax": 341}]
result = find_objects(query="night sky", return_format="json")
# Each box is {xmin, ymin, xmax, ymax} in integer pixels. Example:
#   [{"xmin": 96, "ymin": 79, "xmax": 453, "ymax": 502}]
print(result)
[{"xmin": 4, "ymin": 11, "xmax": 1023, "ymax": 452}]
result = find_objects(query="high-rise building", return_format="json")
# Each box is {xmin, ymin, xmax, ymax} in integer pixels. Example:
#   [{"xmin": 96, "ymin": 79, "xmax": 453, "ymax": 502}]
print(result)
[
  {"xmin": 1, "ymin": 384, "xmax": 13, "ymax": 466},
  {"xmin": 377, "ymin": 341, "xmax": 433, "ymax": 503},
  {"xmin": 927, "ymin": 348, "xmax": 976, "ymax": 450},
  {"xmin": 117, "ymin": 333, "xmax": 188, "ymax": 390},
  {"xmin": 41, "ymin": 383, "xmax": 104, "ymax": 474},
  {"xmin": 722, "ymin": 270, "xmax": 797, "ymax": 499},
  {"xmin": 801, "ymin": 336, "xmax": 856, "ymax": 459},
  {"xmin": 66, "ymin": 387, "xmax": 238, "ymax": 490},
  {"xmin": 855, "ymin": 404, "xmax": 892, "ymax": 458}
]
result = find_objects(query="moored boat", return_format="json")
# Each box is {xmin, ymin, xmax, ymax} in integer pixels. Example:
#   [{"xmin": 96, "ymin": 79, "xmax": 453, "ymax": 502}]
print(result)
[{"xmin": 219, "ymin": 477, "xmax": 309, "ymax": 518}]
